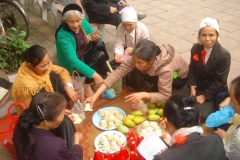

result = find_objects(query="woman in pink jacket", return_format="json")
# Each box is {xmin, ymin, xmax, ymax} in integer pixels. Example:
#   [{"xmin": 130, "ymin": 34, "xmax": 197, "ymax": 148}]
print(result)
[{"xmin": 85, "ymin": 39, "xmax": 189, "ymax": 106}]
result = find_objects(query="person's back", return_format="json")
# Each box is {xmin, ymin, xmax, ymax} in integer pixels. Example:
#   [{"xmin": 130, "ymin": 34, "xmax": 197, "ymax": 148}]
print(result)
[
  {"xmin": 13, "ymin": 92, "xmax": 83, "ymax": 160},
  {"xmin": 153, "ymin": 95, "xmax": 226, "ymax": 160},
  {"xmin": 14, "ymin": 127, "xmax": 82, "ymax": 160},
  {"xmin": 154, "ymin": 133, "xmax": 226, "ymax": 160}
]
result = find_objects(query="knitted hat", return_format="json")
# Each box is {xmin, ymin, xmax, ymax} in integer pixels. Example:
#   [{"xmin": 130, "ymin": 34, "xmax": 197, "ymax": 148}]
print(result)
[
  {"xmin": 119, "ymin": 6, "xmax": 138, "ymax": 22},
  {"xmin": 62, "ymin": 3, "xmax": 82, "ymax": 16},
  {"xmin": 199, "ymin": 17, "xmax": 219, "ymax": 33}
]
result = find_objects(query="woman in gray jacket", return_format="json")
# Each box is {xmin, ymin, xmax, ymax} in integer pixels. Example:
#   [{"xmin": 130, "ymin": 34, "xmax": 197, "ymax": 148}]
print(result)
[{"xmin": 85, "ymin": 39, "xmax": 189, "ymax": 106}]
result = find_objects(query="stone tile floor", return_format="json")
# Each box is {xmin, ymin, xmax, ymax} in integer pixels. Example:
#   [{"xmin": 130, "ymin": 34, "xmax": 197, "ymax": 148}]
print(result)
[{"xmin": 0, "ymin": 0, "xmax": 240, "ymax": 159}]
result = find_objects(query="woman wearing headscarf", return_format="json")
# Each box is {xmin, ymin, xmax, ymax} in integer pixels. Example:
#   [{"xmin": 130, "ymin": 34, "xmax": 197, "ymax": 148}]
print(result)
[
  {"xmin": 174, "ymin": 17, "xmax": 231, "ymax": 124},
  {"xmin": 55, "ymin": 4, "xmax": 109, "ymax": 97},
  {"xmin": 114, "ymin": 6, "xmax": 150, "ymax": 63}
]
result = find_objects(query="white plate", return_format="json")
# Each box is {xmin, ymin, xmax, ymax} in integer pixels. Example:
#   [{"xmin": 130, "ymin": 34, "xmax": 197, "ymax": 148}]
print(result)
[
  {"xmin": 94, "ymin": 130, "xmax": 126, "ymax": 153},
  {"xmin": 137, "ymin": 121, "xmax": 165, "ymax": 137},
  {"xmin": 92, "ymin": 106, "xmax": 126, "ymax": 130}
]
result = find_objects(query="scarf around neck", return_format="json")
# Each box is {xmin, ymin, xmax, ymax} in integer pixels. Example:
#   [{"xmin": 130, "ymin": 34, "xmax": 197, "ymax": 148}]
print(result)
[
  {"xmin": 224, "ymin": 114, "xmax": 240, "ymax": 151},
  {"xmin": 12, "ymin": 61, "xmax": 54, "ymax": 99},
  {"xmin": 171, "ymin": 126, "xmax": 203, "ymax": 145}
]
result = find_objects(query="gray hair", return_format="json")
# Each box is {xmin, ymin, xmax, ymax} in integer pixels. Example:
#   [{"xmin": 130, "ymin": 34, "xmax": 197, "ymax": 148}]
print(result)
[{"xmin": 62, "ymin": 10, "xmax": 84, "ymax": 21}]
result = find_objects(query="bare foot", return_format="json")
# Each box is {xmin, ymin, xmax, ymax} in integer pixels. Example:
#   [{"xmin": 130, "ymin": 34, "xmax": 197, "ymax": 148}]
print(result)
[{"xmin": 84, "ymin": 84, "xmax": 94, "ymax": 98}]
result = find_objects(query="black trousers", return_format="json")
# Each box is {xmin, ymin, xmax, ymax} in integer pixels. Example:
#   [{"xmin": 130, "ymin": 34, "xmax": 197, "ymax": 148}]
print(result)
[
  {"xmin": 40, "ymin": 72, "xmax": 76, "ymax": 150},
  {"xmin": 83, "ymin": 41, "xmax": 108, "ymax": 84},
  {"xmin": 173, "ymin": 84, "xmax": 216, "ymax": 123},
  {"xmin": 85, "ymin": 1, "xmax": 126, "ymax": 27},
  {"xmin": 213, "ymin": 92, "xmax": 231, "ymax": 131}
]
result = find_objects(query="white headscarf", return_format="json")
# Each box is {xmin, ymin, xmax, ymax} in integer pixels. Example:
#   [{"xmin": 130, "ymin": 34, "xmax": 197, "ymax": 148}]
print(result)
[
  {"xmin": 199, "ymin": 17, "xmax": 219, "ymax": 33},
  {"xmin": 119, "ymin": 6, "xmax": 138, "ymax": 22}
]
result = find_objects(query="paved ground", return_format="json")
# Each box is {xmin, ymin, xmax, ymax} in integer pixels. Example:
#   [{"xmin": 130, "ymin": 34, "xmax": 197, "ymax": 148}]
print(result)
[{"xmin": 0, "ymin": 0, "xmax": 240, "ymax": 159}]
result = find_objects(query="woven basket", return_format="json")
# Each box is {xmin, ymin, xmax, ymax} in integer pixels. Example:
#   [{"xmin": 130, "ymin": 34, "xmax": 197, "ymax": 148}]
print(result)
[{"xmin": 0, "ymin": 70, "xmax": 12, "ymax": 107}]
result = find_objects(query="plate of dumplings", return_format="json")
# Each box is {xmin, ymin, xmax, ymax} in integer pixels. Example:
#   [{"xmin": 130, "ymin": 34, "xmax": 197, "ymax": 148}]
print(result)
[
  {"xmin": 137, "ymin": 120, "xmax": 164, "ymax": 137},
  {"xmin": 94, "ymin": 130, "xmax": 126, "ymax": 153},
  {"xmin": 92, "ymin": 107, "xmax": 126, "ymax": 130}
]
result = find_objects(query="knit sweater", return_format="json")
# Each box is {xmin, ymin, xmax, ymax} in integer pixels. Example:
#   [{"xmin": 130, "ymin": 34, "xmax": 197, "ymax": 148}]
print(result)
[
  {"xmin": 56, "ymin": 18, "xmax": 95, "ymax": 78},
  {"xmin": 12, "ymin": 61, "xmax": 72, "ymax": 115}
]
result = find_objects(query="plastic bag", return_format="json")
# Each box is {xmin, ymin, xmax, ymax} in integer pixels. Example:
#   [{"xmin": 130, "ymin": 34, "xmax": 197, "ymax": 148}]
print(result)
[
  {"xmin": 72, "ymin": 70, "xmax": 84, "ymax": 102},
  {"xmin": 115, "ymin": 53, "xmax": 131, "ymax": 63},
  {"xmin": 206, "ymin": 105, "xmax": 235, "ymax": 127},
  {"xmin": 101, "ymin": 88, "xmax": 116, "ymax": 99},
  {"xmin": 71, "ymin": 100, "xmax": 86, "ymax": 125}
]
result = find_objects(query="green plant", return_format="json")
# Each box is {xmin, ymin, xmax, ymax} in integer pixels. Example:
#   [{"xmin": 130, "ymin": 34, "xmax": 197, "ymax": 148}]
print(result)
[{"xmin": 0, "ymin": 27, "xmax": 29, "ymax": 73}]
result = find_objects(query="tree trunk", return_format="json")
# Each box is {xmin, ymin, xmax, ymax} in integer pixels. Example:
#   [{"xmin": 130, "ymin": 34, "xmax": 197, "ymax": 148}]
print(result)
[{"xmin": 0, "ymin": 18, "xmax": 6, "ymax": 40}]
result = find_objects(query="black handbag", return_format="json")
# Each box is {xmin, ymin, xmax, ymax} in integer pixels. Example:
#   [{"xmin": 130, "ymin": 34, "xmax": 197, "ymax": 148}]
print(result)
[{"xmin": 125, "ymin": 69, "xmax": 158, "ymax": 92}]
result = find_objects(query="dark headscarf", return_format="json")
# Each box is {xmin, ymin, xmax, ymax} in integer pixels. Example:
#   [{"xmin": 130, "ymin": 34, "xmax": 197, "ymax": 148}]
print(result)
[
  {"xmin": 55, "ymin": 4, "xmax": 83, "ymax": 39},
  {"xmin": 62, "ymin": 3, "xmax": 82, "ymax": 16}
]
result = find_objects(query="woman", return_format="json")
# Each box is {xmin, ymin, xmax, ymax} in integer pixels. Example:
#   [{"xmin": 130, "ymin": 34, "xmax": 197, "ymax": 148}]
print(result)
[
  {"xmin": 215, "ymin": 76, "xmax": 240, "ymax": 159},
  {"xmin": 153, "ymin": 95, "xmax": 226, "ymax": 160},
  {"xmin": 13, "ymin": 92, "xmax": 83, "ymax": 160},
  {"xmin": 55, "ymin": 4, "xmax": 109, "ymax": 97},
  {"xmin": 12, "ymin": 45, "xmax": 77, "ymax": 150},
  {"xmin": 114, "ymin": 6, "xmax": 150, "ymax": 63},
  {"xmin": 85, "ymin": 39, "xmax": 189, "ymax": 106},
  {"xmin": 174, "ymin": 17, "xmax": 231, "ymax": 123}
]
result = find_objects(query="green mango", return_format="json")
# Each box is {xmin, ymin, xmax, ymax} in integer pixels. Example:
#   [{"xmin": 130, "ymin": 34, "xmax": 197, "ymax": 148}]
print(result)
[
  {"xmin": 157, "ymin": 109, "xmax": 164, "ymax": 116},
  {"xmin": 127, "ymin": 114, "xmax": 135, "ymax": 120},
  {"xmin": 122, "ymin": 118, "xmax": 136, "ymax": 128},
  {"xmin": 133, "ymin": 116, "xmax": 146, "ymax": 125},
  {"xmin": 156, "ymin": 101, "xmax": 165, "ymax": 108},
  {"xmin": 148, "ymin": 103, "xmax": 156, "ymax": 108},
  {"xmin": 148, "ymin": 108, "xmax": 159, "ymax": 114},
  {"xmin": 131, "ymin": 110, "xmax": 143, "ymax": 116},
  {"xmin": 117, "ymin": 124, "xmax": 129, "ymax": 134},
  {"xmin": 148, "ymin": 114, "xmax": 160, "ymax": 121}
]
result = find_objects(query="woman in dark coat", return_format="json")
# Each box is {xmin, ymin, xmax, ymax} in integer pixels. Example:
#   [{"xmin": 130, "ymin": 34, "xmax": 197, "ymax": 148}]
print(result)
[
  {"xmin": 13, "ymin": 92, "xmax": 83, "ymax": 160},
  {"xmin": 153, "ymin": 95, "xmax": 226, "ymax": 160},
  {"xmin": 174, "ymin": 17, "xmax": 231, "ymax": 123}
]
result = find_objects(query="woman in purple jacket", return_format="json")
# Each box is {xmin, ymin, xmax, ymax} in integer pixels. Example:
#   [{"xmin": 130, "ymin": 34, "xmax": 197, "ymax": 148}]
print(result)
[{"xmin": 13, "ymin": 92, "xmax": 83, "ymax": 160}]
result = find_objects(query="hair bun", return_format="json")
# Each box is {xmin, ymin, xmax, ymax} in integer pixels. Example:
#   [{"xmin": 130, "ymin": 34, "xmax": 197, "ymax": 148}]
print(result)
[{"xmin": 183, "ymin": 96, "xmax": 196, "ymax": 107}]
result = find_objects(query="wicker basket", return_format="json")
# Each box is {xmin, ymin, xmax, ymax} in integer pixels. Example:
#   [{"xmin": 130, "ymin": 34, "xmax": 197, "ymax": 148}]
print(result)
[{"xmin": 0, "ymin": 70, "xmax": 12, "ymax": 107}]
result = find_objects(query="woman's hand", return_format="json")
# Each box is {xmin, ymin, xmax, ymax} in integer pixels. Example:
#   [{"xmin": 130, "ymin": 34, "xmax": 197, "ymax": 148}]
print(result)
[
  {"xmin": 92, "ymin": 72, "xmax": 104, "ymax": 88},
  {"xmin": 121, "ymin": 1, "xmax": 129, "ymax": 7},
  {"xmin": 196, "ymin": 94, "xmax": 206, "ymax": 104},
  {"xmin": 219, "ymin": 97, "xmax": 230, "ymax": 109},
  {"xmin": 74, "ymin": 131, "xmax": 83, "ymax": 144},
  {"xmin": 91, "ymin": 33, "xmax": 100, "ymax": 42},
  {"xmin": 190, "ymin": 86, "xmax": 196, "ymax": 96},
  {"xmin": 157, "ymin": 147, "xmax": 168, "ymax": 154},
  {"xmin": 124, "ymin": 47, "xmax": 133, "ymax": 55},
  {"xmin": 214, "ymin": 128, "xmax": 226, "ymax": 139},
  {"xmin": 110, "ymin": 6, "xmax": 118, "ymax": 14},
  {"xmin": 65, "ymin": 85, "xmax": 79, "ymax": 102},
  {"xmin": 84, "ymin": 83, "xmax": 108, "ymax": 108},
  {"xmin": 64, "ymin": 109, "xmax": 74, "ymax": 122},
  {"xmin": 125, "ymin": 92, "xmax": 150, "ymax": 104}
]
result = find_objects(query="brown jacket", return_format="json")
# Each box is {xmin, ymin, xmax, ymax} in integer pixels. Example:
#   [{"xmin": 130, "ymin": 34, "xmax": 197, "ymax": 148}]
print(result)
[{"xmin": 104, "ymin": 43, "xmax": 189, "ymax": 102}]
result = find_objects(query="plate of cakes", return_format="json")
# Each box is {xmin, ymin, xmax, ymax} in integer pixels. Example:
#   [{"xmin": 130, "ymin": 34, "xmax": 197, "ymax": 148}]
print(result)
[
  {"xmin": 92, "ymin": 107, "xmax": 126, "ymax": 130},
  {"xmin": 137, "ymin": 120, "xmax": 165, "ymax": 137},
  {"xmin": 94, "ymin": 130, "xmax": 126, "ymax": 153}
]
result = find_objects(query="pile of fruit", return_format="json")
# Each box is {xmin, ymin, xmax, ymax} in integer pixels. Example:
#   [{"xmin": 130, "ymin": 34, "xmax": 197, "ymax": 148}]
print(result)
[{"xmin": 117, "ymin": 101, "xmax": 165, "ymax": 134}]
